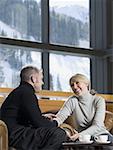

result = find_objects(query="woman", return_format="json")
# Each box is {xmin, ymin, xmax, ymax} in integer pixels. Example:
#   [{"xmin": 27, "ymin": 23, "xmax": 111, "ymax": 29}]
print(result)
[{"xmin": 53, "ymin": 73, "xmax": 113, "ymax": 144}]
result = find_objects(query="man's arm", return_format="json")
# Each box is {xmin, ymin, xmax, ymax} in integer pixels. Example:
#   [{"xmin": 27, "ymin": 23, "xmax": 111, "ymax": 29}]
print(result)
[{"xmin": 21, "ymin": 91, "xmax": 58, "ymax": 128}]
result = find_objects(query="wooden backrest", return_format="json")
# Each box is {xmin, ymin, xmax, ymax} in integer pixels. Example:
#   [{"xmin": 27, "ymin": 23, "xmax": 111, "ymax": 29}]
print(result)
[
  {"xmin": 0, "ymin": 87, "xmax": 72, "ymax": 99},
  {"xmin": 0, "ymin": 87, "xmax": 113, "ymax": 112},
  {"xmin": 0, "ymin": 87, "xmax": 113, "ymax": 100},
  {"xmin": 38, "ymin": 100, "xmax": 64, "ymax": 113},
  {"xmin": 0, "ymin": 96, "xmax": 5, "ymax": 107}
]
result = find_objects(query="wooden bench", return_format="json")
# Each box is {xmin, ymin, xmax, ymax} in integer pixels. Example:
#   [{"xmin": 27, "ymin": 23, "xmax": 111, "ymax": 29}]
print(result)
[{"xmin": 0, "ymin": 87, "xmax": 113, "ymax": 112}]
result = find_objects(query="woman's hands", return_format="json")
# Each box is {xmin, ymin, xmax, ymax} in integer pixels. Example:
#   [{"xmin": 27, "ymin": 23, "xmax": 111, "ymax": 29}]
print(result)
[
  {"xmin": 43, "ymin": 113, "xmax": 80, "ymax": 141},
  {"xmin": 69, "ymin": 132, "xmax": 79, "ymax": 141},
  {"xmin": 67, "ymin": 130, "xmax": 79, "ymax": 141}
]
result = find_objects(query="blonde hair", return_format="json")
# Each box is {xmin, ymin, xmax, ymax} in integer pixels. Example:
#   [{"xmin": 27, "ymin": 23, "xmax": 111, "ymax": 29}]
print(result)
[{"xmin": 69, "ymin": 73, "xmax": 97, "ymax": 95}]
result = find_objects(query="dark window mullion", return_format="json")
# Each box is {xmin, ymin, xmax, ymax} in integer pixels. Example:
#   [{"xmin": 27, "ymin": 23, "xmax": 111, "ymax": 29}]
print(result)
[{"xmin": 41, "ymin": 0, "xmax": 50, "ymax": 90}]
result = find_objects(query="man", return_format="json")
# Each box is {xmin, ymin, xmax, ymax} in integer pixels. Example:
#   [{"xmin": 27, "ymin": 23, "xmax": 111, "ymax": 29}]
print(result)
[{"xmin": 1, "ymin": 66, "xmax": 67, "ymax": 150}]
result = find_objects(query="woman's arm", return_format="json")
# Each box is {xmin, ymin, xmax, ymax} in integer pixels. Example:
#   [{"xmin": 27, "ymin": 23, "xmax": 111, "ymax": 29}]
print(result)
[{"xmin": 53, "ymin": 97, "xmax": 76, "ymax": 125}]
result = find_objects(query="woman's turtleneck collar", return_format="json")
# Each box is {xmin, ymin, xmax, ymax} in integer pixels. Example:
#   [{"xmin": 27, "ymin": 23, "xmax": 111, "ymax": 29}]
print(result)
[
  {"xmin": 76, "ymin": 91, "xmax": 92, "ymax": 102},
  {"xmin": 20, "ymin": 81, "xmax": 35, "ymax": 93}
]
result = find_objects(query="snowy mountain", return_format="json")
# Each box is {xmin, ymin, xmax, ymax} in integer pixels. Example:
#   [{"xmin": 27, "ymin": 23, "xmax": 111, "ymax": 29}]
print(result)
[
  {"xmin": 0, "ymin": 21, "xmax": 35, "ymax": 41},
  {"xmin": 51, "ymin": 5, "xmax": 89, "ymax": 23},
  {"xmin": 0, "ymin": 20, "xmax": 21, "ymax": 38}
]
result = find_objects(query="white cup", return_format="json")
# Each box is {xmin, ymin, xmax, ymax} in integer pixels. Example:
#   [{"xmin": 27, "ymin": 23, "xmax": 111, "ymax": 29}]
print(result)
[
  {"xmin": 79, "ymin": 134, "xmax": 91, "ymax": 142},
  {"xmin": 94, "ymin": 135, "xmax": 108, "ymax": 142}
]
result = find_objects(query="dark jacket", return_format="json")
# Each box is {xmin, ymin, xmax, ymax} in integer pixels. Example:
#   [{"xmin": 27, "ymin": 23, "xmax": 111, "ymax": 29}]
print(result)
[{"xmin": 1, "ymin": 81, "xmax": 57, "ymax": 134}]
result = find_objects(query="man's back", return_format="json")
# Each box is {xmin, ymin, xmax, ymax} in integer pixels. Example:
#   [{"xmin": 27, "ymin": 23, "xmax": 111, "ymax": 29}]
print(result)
[{"xmin": 1, "ymin": 81, "xmax": 57, "ymax": 134}]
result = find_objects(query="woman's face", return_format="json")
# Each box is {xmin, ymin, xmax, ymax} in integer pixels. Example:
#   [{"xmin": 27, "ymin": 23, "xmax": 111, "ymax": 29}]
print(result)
[{"xmin": 71, "ymin": 81, "xmax": 88, "ymax": 96}]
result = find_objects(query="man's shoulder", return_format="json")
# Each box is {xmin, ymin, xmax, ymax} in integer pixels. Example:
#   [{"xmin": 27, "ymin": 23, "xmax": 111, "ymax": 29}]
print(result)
[
  {"xmin": 15, "ymin": 83, "xmax": 32, "ymax": 93},
  {"xmin": 6, "ymin": 84, "xmax": 29, "ymax": 98}
]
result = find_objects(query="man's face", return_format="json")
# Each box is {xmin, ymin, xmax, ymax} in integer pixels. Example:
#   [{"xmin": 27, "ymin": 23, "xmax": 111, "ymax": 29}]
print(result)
[{"xmin": 33, "ymin": 71, "xmax": 44, "ymax": 91}]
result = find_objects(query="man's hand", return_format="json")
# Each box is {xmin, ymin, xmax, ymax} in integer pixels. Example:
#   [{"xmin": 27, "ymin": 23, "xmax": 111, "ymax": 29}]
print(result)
[{"xmin": 43, "ymin": 113, "xmax": 56, "ymax": 121}]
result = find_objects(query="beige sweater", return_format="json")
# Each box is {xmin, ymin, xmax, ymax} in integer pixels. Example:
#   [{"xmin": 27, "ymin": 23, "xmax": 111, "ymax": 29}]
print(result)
[{"xmin": 55, "ymin": 92, "xmax": 108, "ymax": 136}]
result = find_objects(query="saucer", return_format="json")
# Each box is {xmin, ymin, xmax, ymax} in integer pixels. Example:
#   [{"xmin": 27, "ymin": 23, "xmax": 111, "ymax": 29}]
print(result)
[
  {"xmin": 96, "ymin": 140, "xmax": 111, "ymax": 144},
  {"xmin": 79, "ymin": 140, "xmax": 93, "ymax": 144}
]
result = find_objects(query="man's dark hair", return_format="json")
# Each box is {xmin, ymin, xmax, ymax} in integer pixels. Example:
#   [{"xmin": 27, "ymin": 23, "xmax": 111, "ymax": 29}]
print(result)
[{"xmin": 20, "ymin": 66, "xmax": 39, "ymax": 82}]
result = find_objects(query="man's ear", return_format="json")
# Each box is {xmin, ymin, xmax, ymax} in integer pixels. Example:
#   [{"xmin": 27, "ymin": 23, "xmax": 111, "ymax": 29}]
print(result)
[{"xmin": 31, "ymin": 76, "xmax": 34, "ymax": 83}]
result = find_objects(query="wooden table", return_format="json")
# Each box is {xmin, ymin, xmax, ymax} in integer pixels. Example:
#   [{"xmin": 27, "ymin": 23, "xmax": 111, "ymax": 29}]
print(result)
[{"xmin": 62, "ymin": 141, "xmax": 113, "ymax": 150}]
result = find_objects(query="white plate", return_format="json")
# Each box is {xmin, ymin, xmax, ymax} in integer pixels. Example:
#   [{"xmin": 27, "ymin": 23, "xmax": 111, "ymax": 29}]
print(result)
[
  {"xmin": 96, "ymin": 140, "xmax": 111, "ymax": 144},
  {"xmin": 79, "ymin": 140, "xmax": 93, "ymax": 144}
]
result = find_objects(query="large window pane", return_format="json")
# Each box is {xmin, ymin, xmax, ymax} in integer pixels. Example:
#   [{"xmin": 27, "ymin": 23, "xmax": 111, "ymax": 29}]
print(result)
[
  {"xmin": 0, "ymin": 44, "xmax": 41, "ymax": 88},
  {"xmin": 50, "ymin": 53, "xmax": 90, "ymax": 91},
  {"xmin": 50, "ymin": 0, "xmax": 89, "ymax": 48},
  {"xmin": 0, "ymin": 0, "xmax": 41, "ymax": 42}
]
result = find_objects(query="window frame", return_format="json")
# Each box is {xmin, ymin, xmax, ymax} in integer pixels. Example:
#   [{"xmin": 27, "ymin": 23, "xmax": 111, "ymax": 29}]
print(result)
[{"xmin": 0, "ymin": 0, "xmax": 112, "ymax": 93}]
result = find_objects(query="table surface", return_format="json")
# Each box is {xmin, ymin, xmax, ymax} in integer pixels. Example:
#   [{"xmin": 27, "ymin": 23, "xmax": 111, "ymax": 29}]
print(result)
[{"xmin": 62, "ymin": 141, "xmax": 113, "ymax": 147}]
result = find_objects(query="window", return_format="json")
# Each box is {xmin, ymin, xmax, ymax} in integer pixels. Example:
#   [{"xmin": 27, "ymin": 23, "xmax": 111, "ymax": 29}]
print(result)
[
  {"xmin": 0, "ymin": 0, "xmax": 91, "ymax": 91},
  {"xmin": 0, "ymin": 44, "xmax": 41, "ymax": 88},
  {"xmin": 50, "ymin": 0, "xmax": 89, "ymax": 48},
  {"xmin": 49, "ymin": 0, "xmax": 90, "ymax": 91},
  {"xmin": 0, "ymin": 0, "xmax": 41, "ymax": 42},
  {"xmin": 50, "ymin": 53, "xmax": 90, "ymax": 91}
]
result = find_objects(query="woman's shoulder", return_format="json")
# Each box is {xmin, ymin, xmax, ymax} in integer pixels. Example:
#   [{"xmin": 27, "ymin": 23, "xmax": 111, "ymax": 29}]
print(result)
[
  {"xmin": 92, "ymin": 94, "xmax": 105, "ymax": 105},
  {"xmin": 66, "ymin": 95, "xmax": 79, "ymax": 105},
  {"xmin": 93, "ymin": 94, "xmax": 105, "ymax": 100},
  {"xmin": 90, "ymin": 89, "xmax": 105, "ymax": 101},
  {"xmin": 63, "ymin": 95, "xmax": 79, "ymax": 109},
  {"xmin": 68, "ymin": 95, "xmax": 78, "ymax": 100}
]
